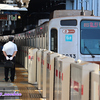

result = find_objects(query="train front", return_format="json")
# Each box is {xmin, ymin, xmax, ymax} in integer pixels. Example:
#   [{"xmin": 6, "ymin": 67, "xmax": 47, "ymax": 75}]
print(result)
[{"xmin": 79, "ymin": 16, "xmax": 100, "ymax": 64}]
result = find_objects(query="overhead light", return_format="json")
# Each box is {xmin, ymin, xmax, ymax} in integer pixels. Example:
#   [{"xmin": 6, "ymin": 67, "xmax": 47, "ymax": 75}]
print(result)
[{"xmin": 18, "ymin": 15, "xmax": 21, "ymax": 19}]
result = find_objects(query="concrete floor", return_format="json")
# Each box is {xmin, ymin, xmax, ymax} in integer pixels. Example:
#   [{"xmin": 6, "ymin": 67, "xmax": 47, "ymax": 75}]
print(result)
[{"xmin": 0, "ymin": 63, "xmax": 42, "ymax": 100}]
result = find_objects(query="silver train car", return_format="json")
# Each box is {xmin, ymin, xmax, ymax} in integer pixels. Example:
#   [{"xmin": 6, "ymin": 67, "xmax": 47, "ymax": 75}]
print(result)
[{"xmin": 15, "ymin": 11, "xmax": 100, "ymax": 64}]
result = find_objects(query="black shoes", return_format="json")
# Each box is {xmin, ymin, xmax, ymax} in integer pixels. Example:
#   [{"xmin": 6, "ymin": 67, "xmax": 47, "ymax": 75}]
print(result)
[
  {"xmin": 5, "ymin": 78, "xmax": 14, "ymax": 82},
  {"xmin": 5, "ymin": 80, "xmax": 14, "ymax": 82},
  {"xmin": 5, "ymin": 78, "xmax": 9, "ymax": 82},
  {"xmin": 10, "ymin": 77, "xmax": 14, "ymax": 82},
  {"xmin": 11, "ymin": 80, "xmax": 14, "ymax": 82},
  {"xmin": 5, "ymin": 80, "xmax": 8, "ymax": 82}
]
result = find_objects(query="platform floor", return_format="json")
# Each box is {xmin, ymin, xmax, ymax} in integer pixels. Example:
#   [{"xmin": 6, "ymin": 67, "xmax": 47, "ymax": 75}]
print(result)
[{"xmin": 0, "ymin": 63, "xmax": 42, "ymax": 100}]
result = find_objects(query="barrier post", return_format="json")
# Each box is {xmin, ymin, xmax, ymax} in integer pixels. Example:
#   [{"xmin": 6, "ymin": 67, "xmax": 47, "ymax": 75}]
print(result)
[
  {"xmin": 24, "ymin": 46, "xmax": 28, "ymax": 70},
  {"xmin": 41, "ymin": 50, "xmax": 49, "ymax": 98},
  {"xmin": 70, "ymin": 62, "xmax": 99, "ymax": 100},
  {"xmin": 90, "ymin": 72, "xmax": 99, "ymax": 100},
  {"xmin": 57, "ymin": 56, "xmax": 75, "ymax": 100},
  {"xmin": 28, "ymin": 48, "xmax": 38, "ymax": 84},
  {"xmin": 54, "ymin": 56, "xmax": 62, "ymax": 100},
  {"xmin": 37, "ymin": 49, "xmax": 44, "ymax": 90},
  {"xmin": 46, "ymin": 52, "xmax": 59, "ymax": 100}
]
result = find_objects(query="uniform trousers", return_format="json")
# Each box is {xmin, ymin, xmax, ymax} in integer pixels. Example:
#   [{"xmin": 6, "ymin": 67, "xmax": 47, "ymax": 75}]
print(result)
[{"xmin": 4, "ymin": 55, "xmax": 15, "ymax": 81}]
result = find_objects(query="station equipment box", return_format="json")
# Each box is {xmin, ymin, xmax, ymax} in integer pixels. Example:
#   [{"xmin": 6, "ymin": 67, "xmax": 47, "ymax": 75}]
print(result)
[
  {"xmin": 70, "ymin": 62, "xmax": 99, "ymax": 100},
  {"xmin": 37, "ymin": 49, "xmax": 44, "ymax": 90},
  {"xmin": 46, "ymin": 52, "xmax": 59, "ymax": 100},
  {"xmin": 28, "ymin": 48, "xmax": 38, "ymax": 84},
  {"xmin": 24, "ymin": 46, "xmax": 29, "ymax": 70},
  {"xmin": 90, "ymin": 72, "xmax": 99, "ymax": 100},
  {"xmin": 54, "ymin": 55, "xmax": 62, "ymax": 100},
  {"xmin": 55, "ymin": 56, "xmax": 75, "ymax": 100},
  {"xmin": 41, "ymin": 50, "xmax": 50, "ymax": 98}
]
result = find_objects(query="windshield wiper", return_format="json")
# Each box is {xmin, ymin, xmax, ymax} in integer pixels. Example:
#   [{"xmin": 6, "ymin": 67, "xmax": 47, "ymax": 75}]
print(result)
[
  {"xmin": 84, "ymin": 46, "xmax": 95, "ymax": 58},
  {"xmin": 84, "ymin": 41, "xmax": 95, "ymax": 58}
]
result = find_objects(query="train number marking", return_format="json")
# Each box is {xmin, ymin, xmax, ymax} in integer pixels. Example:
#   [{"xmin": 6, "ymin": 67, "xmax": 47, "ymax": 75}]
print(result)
[{"xmin": 63, "ymin": 54, "xmax": 76, "ymax": 58}]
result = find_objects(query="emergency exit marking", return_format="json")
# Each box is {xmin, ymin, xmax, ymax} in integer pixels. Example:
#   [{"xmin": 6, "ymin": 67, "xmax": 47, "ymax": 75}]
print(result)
[
  {"xmin": 65, "ymin": 35, "xmax": 72, "ymax": 41},
  {"xmin": 62, "ymin": 29, "xmax": 75, "ymax": 34}
]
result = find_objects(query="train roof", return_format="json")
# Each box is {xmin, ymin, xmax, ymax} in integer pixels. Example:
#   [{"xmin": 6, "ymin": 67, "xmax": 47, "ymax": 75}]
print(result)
[
  {"xmin": 0, "ymin": 4, "xmax": 27, "ymax": 11},
  {"xmin": 51, "ymin": 15, "xmax": 100, "ymax": 20},
  {"xmin": 50, "ymin": 10, "xmax": 93, "ymax": 19}
]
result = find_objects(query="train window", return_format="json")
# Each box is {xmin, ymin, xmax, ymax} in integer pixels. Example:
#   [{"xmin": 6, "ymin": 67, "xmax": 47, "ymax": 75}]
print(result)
[
  {"xmin": 80, "ymin": 20, "xmax": 100, "ymax": 55},
  {"xmin": 50, "ymin": 29, "xmax": 58, "ymax": 52},
  {"xmin": 60, "ymin": 20, "xmax": 77, "ymax": 26}
]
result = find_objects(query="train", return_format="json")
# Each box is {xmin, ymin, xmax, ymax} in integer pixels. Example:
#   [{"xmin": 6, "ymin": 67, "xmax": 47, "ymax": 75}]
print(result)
[{"xmin": 12, "ymin": 10, "xmax": 100, "ymax": 64}]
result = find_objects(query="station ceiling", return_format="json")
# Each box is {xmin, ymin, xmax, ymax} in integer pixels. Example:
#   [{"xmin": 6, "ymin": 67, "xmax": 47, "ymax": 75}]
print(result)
[
  {"xmin": 24, "ymin": 0, "xmax": 66, "ymax": 26},
  {"xmin": 27, "ymin": 0, "xmax": 66, "ymax": 15}
]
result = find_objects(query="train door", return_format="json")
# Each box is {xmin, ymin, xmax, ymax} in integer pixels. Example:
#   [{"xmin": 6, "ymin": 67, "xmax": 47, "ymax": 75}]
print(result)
[
  {"xmin": 59, "ymin": 28, "xmax": 78, "ymax": 60},
  {"xmin": 50, "ymin": 29, "xmax": 58, "ymax": 52}
]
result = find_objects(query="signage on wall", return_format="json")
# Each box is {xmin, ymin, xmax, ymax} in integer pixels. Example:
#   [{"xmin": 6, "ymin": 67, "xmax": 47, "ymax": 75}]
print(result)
[{"xmin": 0, "ymin": 14, "xmax": 7, "ymax": 20}]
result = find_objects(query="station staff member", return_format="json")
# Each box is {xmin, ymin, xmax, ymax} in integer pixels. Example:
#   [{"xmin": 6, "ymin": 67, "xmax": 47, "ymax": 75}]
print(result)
[{"xmin": 2, "ymin": 36, "xmax": 17, "ymax": 82}]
